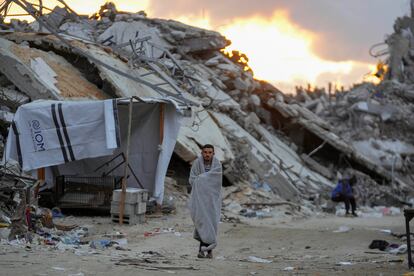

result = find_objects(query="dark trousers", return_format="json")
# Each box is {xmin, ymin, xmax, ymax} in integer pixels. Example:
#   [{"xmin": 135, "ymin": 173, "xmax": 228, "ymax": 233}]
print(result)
[{"xmin": 332, "ymin": 195, "xmax": 356, "ymax": 213}]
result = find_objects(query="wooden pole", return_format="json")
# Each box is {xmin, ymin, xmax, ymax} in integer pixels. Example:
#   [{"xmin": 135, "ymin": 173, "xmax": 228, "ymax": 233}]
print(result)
[
  {"xmin": 37, "ymin": 168, "xmax": 45, "ymax": 180},
  {"xmin": 119, "ymin": 98, "xmax": 134, "ymax": 225},
  {"xmin": 35, "ymin": 168, "xmax": 45, "ymax": 197}
]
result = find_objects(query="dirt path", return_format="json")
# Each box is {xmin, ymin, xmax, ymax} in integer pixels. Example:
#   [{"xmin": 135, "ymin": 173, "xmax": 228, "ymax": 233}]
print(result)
[{"xmin": 0, "ymin": 206, "xmax": 410, "ymax": 276}]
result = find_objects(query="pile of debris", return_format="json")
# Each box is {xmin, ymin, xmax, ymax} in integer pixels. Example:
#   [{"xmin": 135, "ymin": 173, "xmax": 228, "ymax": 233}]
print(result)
[
  {"xmin": 0, "ymin": 0, "xmax": 412, "ymax": 227},
  {"xmin": 288, "ymin": 7, "xmax": 414, "ymax": 205},
  {"xmin": 0, "ymin": 162, "xmax": 40, "ymax": 240}
]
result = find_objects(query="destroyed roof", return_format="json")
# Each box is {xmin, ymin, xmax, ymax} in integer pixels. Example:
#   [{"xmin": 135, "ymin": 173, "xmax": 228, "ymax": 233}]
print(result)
[
  {"xmin": 0, "ymin": 32, "xmax": 199, "ymax": 107},
  {"xmin": 0, "ymin": 36, "xmax": 108, "ymax": 100}
]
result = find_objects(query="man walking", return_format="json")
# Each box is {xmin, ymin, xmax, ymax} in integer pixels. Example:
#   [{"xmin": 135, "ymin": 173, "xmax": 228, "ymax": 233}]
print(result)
[{"xmin": 189, "ymin": 144, "xmax": 222, "ymax": 259}]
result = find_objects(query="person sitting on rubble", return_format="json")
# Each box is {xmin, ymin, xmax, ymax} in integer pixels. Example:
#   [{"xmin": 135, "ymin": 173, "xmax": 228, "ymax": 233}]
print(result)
[
  {"xmin": 331, "ymin": 174, "xmax": 358, "ymax": 217},
  {"xmin": 188, "ymin": 144, "xmax": 222, "ymax": 259}
]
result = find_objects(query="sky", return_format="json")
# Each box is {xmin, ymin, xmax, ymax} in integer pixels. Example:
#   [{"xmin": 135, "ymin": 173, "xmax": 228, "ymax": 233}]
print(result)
[{"xmin": 5, "ymin": 0, "xmax": 411, "ymax": 92}]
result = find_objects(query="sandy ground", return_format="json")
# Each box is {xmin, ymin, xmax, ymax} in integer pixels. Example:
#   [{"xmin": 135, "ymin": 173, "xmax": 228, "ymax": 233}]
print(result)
[{"xmin": 0, "ymin": 202, "xmax": 411, "ymax": 276}]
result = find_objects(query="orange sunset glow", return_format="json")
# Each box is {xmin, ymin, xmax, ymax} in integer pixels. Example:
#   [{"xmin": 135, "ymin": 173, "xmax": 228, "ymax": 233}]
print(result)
[
  {"xmin": 4, "ymin": 0, "xmax": 376, "ymax": 92},
  {"xmin": 177, "ymin": 11, "xmax": 374, "ymax": 92},
  {"xmin": 219, "ymin": 12, "xmax": 354, "ymax": 85}
]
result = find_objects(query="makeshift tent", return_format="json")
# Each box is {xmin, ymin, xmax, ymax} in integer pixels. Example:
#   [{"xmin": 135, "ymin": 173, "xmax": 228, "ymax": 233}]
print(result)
[{"xmin": 5, "ymin": 97, "xmax": 183, "ymax": 204}]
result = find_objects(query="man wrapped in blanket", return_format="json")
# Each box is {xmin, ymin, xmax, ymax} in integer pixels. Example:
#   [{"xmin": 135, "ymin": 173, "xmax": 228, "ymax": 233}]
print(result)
[{"xmin": 188, "ymin": 144, "xmax": 222, "ymax": 259}]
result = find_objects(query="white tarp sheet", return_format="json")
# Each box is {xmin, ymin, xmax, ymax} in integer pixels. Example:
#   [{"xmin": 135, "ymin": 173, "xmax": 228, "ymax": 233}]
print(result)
[
  {"xmin": 5, "ymin": 98, "xmax": 182, "ymax": 204},
  {"xmin": 5, "ymin": 99, "xmax": 119, "ymax": 171}
]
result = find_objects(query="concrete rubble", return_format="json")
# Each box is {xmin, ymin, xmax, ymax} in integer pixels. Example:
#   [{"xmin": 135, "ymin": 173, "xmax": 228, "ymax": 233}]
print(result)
[
  {"xmin": 286, "ymin": 6, "xmax": 414, "ymax": 206},
  {"xmin": 0, "ymin": 0, "xmax": 412, "ymax": 237}
]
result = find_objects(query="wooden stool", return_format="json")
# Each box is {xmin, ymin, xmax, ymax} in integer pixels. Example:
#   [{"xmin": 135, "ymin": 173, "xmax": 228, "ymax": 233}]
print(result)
[{"xmin": 404, "ymin": 209, "xmax": 414, "ymax": 268}]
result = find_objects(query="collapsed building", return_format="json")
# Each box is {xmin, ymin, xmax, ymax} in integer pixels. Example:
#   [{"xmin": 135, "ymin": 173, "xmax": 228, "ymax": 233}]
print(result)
[{"xmin": 0, "ymin": 0, "xmax": 412, "ymax": 227}]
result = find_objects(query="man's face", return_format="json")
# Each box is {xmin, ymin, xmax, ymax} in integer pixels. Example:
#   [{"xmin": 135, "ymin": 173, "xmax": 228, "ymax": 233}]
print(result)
[{"xmin": 202, "ymin": 148, "xmax": 214, "ymax": 163}]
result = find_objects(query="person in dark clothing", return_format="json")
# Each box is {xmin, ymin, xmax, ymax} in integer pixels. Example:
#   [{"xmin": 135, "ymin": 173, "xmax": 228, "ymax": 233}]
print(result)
[{"xmin": 331, "ymin": 176, "xmax": 357, "ymax": 216}]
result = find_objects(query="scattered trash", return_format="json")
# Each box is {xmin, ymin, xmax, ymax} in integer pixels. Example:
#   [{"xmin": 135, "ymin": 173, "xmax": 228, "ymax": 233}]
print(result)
[
  {"xmin": 103, "ymin": 232, "xmax": 126, "ymax": 239},
  {"xmin": 51, "ymin": 207, "xmax": 64, "ymax": 218},
  {"xmin": 89, "ymin": 239, "xmax": 113, "ymax": 250},
  {"xmin": 0, "ymin": 228, "xmax": 11, "ymax": 239},
  {"xmin": 369, "ymin": 240, "xmax": 389, "ymax": 251},
  {"xmin": 369, "ymin": 239, "xmax": 407, "ymax": 254},
  {"xmin": 256, "ymin": 210, "xmax": 273, "ymax": 219},
  {"xmin": 51, "ymin": 266, "xmax": 66, "ymax": 271},
  {"xmin": 114, "ymin": 238, "xmax": 128, "ymax": 246},
  {"xmin": 252, "ymin": 181, "xmax": 272, "ymax": 192},
  {"xmin": 144, "ymin": 228, "xmax": 182, "ymax": 238},
  {"xmin": 337, "ymin": 262, "xmax": 352, "ymax": 266},
  {"xmin": 115, "ymin": 257, "xmax": 198, "ymax": 271},
  {"xmin": 283, "ymin": 266, "xmax": 295, "ymax": 271},
  {"xmin": 225, "ymin": 202, "xmax": 243, "ymax": 214},
  {"xmin": 239, "ymin": 209, "xmax": 257, "ymax": 218},
  {"xmin": 387, "ymin": 244, "xmax": 407, "ymax": 255},
  {"xmin": 246, "ymin": 256, "xmax": 272, "ymax": 263},
  {"xmin": 379, "ymin": 229, "xmax": 392, "ymax": 234},
  {"xmin": 333, "ymin": 226, "xmax": 352, "ymax": 233}
]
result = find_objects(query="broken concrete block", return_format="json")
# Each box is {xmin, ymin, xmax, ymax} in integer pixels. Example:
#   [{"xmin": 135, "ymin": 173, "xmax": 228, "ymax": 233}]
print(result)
[
  {"xmin": 112, "ymin": 189, "xmax": 139, "ymax": 204},
  {"xmin": 301, "ymin": 154, "xmax": 333, "ymax": 180},
  {"xmin": 47, "ymin": 6, "xmax": 71, "ymax": 29},
  {"xmin": 244, "ymin": 112, "xmax": 261, "ymax": 128},
  {"xmin": 176, "ymin": 109, "xmax": 235, "ymax": 163},
  {"xmin": 314, "ymin": 102, "xmax": 325, "ymax": 115},
  {"xmin": 352, "ymin": 101, "xmax": 399, "ymax": 122},
  {"xmin": 249, "ymin": 94, "xmax": 261, "ymax": 107},
  {"xmin": 171, "ymin": 30, "xmax": 186, "ymax": 40},
  {"xmin": 216, "ymin": 62, "xmax": 240, "ymax": 74},
  {"xmin": 110, "ymin": 202, "xmax": 136, "ymax": 215},
  {"xmin": 205, "ymin": 57, "xmax": 220, "ymax": 67},
  {"xmin": 275, "ymin": 93, "xmax": 284, "ymax": 103},
  {"xmin": 178, "ymin": 35, "xmax": 228, "ymax": 53},
  {"xmin": 362, "ymin": 115, "xmax": 376, "ymax": 126},
  {"xmin": 136, "ymin": 189, "xmax": 149, "ymax": 202},
  {"xmin": 98, "ymin": 21, "xmax": 169, "ymax": 58},
  {"xmin": 111, "ymin": 213, "xmax": 145, "ymax": 225},
  {"xmin": 0, "ymin": 87, "xmax": 30, "ymax": 109},
  {"xmin": 30, "ymin": 57, "xmax": 59, "ymax": 94},
  {"xmin": 136, "ymin": 202, "xmax": 147, "ymax": 214},
  {"xmin": 234, "ymin": 77, "xmax": 249, "ymax": 92},
  {"xmin": 60, "ymin": 22, "xmax": 95, "ymax": 41},
  {"xmin": 267, "ymin": 97, "xmax": 276, "ymax": 107},
  {"xmin": 270, "ymin": 172, "xmax": 299, "ymax": 202},
  {"xmin": 0, "ymin": 38, "xmax": 60, "ymax": 100},
  {"xmin": 0, "ymin": 110, "xmax": 14, "ymax": 123}
]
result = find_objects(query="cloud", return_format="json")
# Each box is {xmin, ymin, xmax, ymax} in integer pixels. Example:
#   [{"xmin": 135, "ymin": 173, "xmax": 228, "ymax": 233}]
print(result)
[{"xmin": 147, "ymin": 0, "xmax": 410, "ymax": 63}]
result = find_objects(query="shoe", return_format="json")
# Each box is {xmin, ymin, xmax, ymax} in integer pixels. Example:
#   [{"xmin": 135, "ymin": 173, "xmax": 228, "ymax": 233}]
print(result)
[
  {"xmin": 197, "ymin": 252, "xmax": 205, "ymax": 258},
  {"xmin": 352, "ymin": 212, "xmax": 358, "ymax": 217},
  {"xmin": 206, "ymin": 251, "xmax": 213, "ymax": 259}
]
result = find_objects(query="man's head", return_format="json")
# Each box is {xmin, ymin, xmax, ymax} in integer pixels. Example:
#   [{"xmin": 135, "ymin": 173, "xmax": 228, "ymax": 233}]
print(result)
[{"xmin": 201, "ymin": 144, "xmax": 214, "ymax": 163}]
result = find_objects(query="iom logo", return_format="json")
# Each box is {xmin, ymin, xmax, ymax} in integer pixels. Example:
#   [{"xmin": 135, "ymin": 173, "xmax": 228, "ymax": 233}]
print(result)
[{"xmin": 30, "ymin": 120, "xmax": 46, "ymax": 152}]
